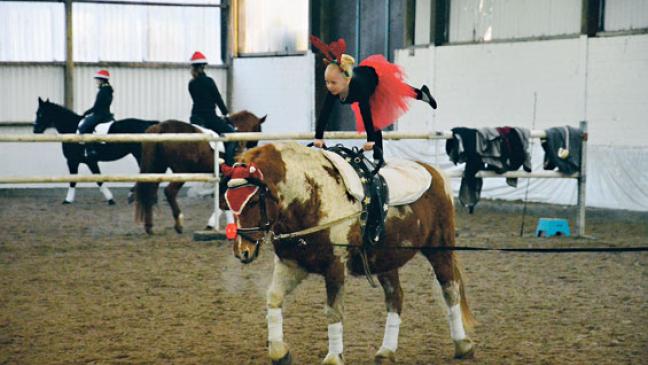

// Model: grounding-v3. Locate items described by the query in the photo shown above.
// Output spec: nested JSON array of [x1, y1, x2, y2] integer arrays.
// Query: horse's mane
[[45, 101, 81, 119]]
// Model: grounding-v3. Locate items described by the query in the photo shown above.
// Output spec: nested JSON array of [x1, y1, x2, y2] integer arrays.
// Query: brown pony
[[134, 111, 265, 234], [227, 143, 475, 365]]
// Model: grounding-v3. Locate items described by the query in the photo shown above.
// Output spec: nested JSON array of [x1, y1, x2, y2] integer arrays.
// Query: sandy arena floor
[[1, 188, 646, 364]]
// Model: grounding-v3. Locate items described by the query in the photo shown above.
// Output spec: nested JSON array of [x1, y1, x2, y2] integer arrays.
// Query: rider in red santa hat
[[188, 51, 237, 165], [78, 69, 114, 158]]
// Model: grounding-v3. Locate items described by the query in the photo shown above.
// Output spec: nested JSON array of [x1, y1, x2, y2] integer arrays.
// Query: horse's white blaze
[[225, 210, 234, 224], [381, 312, 401, 352], [327, 322, 343, 355], [65, 187, 76, 202], [99, 185, 113, 201], [448, 304, 466, 341]]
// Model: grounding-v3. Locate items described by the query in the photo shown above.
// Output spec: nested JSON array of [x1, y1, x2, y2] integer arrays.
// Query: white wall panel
[[586, 35, 648, 146], [232, 54, 314, 133], [0, 66, 64, 123], [73, 3, 221, 63], [605, 0, 648, 31], [450, 0, 581, 42], [0, 2, 65, 61]]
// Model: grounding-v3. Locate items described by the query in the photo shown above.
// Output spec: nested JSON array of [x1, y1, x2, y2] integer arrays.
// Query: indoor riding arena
[[1, 1, 647, 365]]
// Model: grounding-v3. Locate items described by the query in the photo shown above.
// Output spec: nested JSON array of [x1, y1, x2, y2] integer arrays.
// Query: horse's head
[[228, 111, 267, 149], [222, 161, 282, 264], [33, 97, 53, 133]]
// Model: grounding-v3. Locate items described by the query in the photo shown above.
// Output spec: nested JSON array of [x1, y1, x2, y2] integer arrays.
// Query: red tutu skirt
[[351, 55, 417, 133]]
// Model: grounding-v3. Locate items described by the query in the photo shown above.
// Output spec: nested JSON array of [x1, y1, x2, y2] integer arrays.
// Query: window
[[236, 0, 309, 55]]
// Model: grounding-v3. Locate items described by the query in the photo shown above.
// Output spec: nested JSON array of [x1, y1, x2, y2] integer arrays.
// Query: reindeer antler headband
[[310, 35, 349, 76]]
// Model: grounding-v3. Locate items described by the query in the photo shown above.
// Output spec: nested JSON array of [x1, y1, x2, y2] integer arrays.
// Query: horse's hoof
[[271, 351, 292, 365], [205, 225, 214, 231], [174, 225, 183, 234], [453, 338, 475, 359], [62, 200, 72, 205], [108, 199, 116, 205], [374, 347, 396, 364], [322, 353, 344, 365]]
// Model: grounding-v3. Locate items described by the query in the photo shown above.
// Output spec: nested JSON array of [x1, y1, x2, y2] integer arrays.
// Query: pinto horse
[[134, 111, 266, 234], [33, 97, 158, 204], [226, 143, 475, 365]]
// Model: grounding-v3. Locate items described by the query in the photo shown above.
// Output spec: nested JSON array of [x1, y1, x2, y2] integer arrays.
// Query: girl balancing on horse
[[310, 36, 437, 165], [78, 69, 114, 158], [188, 51, 237, 165]]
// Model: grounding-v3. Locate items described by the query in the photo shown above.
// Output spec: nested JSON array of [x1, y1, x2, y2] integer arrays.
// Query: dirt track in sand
[[1, 188, 646, 365]]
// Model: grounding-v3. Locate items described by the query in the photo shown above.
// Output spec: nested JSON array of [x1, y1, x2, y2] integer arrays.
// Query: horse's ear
[[259, 115, 267, 124], [46, 98, 50, 102], [38, 97, 43, 104]]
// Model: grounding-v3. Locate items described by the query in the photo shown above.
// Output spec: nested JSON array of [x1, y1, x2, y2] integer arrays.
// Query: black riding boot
[[224, 141, 237, 165], [366, 174, 387, 245]]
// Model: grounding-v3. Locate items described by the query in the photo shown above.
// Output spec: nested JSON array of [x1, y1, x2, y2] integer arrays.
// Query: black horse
[[33, 97, 158, 204]]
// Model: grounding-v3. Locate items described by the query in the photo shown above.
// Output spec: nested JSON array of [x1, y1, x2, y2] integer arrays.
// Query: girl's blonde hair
[[326, 53, 355, 79]]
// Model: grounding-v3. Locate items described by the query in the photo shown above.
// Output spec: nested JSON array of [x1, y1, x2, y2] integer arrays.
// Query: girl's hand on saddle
[[363, 141, 375, 151], [313, 139, 326, 148]]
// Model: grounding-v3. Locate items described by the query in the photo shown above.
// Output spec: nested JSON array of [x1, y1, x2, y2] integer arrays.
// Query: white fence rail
[[0, 123, 587, 235]]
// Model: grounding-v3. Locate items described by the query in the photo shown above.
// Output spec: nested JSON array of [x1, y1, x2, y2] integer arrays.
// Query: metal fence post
[[576, 120, 588, 237]]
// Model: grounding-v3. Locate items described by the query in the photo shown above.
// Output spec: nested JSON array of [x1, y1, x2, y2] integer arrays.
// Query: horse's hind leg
[[64, 159, 79, 204], [374, 269, 403, 364], [266, 256, 309, 365], [422, 249, 475, 359], [87, 160, 115, 205], [164, 182, 185, 233]]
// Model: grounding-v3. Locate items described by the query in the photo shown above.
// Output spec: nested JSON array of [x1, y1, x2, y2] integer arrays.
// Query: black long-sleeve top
[[189, 73, 229, 116], [315, 66, 379, 141], [84, 83, 113, 116]]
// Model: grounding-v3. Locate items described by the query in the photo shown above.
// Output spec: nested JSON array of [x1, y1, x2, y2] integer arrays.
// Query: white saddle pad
[[76, 121, 114, 135], [192, 124, 225, 153], [321, 150, 432, 206]]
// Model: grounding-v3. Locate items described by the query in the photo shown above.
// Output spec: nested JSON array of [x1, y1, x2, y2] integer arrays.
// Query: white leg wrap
[[225, 210, 234, 224], [448, 304, 466, 341], [65, 187, 76, 202], [100, 185, 113, 201], [381, 312, 401, 352], [267, 308, 284, 343], [328, 322, 343, 355], [207, 212, 216, 228]]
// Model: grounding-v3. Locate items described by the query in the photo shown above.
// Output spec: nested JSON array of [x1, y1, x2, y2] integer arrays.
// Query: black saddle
[[326, 145, 389, 247]]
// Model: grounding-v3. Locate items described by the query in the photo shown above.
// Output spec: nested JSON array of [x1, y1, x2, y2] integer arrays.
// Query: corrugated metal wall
[[0, 66, 226, 123], [0, 66, 64, 123], [449, 0, 581, 42], [605, 0, 648, 31], [73, 3, 222, 63], [0, 2, 65, 61], [74, 66, 227, 122]]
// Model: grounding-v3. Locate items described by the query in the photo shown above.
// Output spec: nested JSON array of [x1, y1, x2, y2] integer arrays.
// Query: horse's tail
[[452, 254, 477, 330], [134, 129, 166, 233]]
